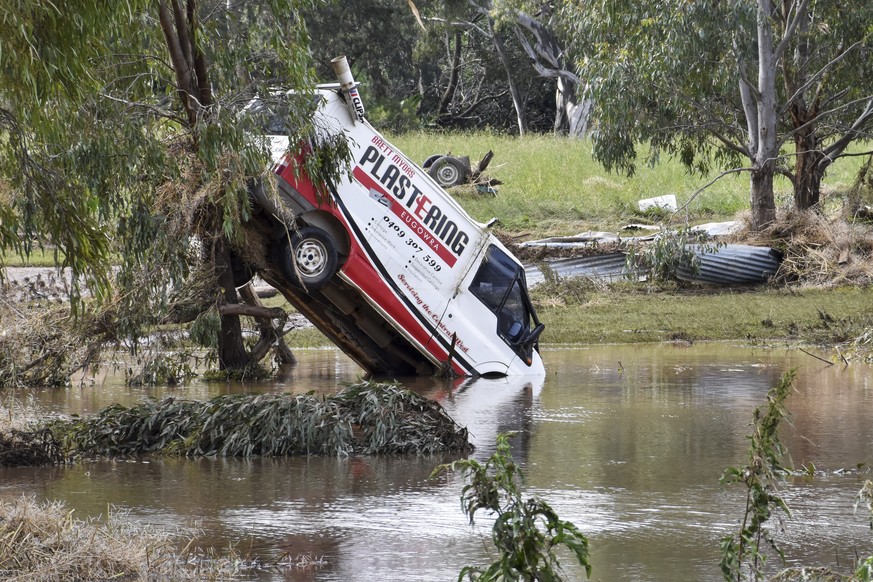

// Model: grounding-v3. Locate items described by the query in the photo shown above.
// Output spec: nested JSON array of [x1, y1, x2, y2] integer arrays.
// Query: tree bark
[[158, 0, 198, 127], [487, 15, 527, 135], [748, 0, 779, 230], [238, 282, 296, 365], [793, 125, 824, 210], [515, 10, 590, 137], [218, 303, 286, 319], [750, 165, 777, 230], [437, 29, 463, 119], [214, 239, 249, 370]]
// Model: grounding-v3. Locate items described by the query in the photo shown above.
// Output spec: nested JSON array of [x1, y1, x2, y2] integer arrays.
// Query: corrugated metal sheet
[[676, 244, 782, 285], [524, 244, 782, 287], [525, 253, 630, 287]]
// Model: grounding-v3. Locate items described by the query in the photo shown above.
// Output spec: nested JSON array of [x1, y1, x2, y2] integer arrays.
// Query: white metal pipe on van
[[331, 55, 365, 123]]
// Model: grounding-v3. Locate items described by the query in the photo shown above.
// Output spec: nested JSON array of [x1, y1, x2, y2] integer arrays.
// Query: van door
[[436, 243, 544, 375]]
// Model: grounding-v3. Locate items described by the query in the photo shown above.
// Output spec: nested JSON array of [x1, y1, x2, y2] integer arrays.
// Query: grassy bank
[[388, 132, 868, 236], [278, 283, 873, 351], [1, 248, 64, 268], [533, 283, 873, 347]]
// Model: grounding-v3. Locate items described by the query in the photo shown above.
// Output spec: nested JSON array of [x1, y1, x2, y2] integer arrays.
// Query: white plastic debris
[[638, 194, 677, 212]]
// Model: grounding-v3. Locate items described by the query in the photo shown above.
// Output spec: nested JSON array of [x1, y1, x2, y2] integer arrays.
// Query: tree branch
[[424, 17, 489, 38], [188, 0, 212, 108], [454, 90, 508, 119], [218, 303, 287, 319], [774, 0, 810, 61], [672, 167, 755, 216], [779, 39, 864, 115], [157, 0, 196, 125], [172, 0, 194, 72], [99, 92, 187, 125], [788, 96, 873, 143], [821, 98, 873, 160], [437, 29, 463, 117]]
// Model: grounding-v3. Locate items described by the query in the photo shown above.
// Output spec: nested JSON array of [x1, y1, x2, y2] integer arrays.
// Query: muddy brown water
[[2, 344, 872, 581]]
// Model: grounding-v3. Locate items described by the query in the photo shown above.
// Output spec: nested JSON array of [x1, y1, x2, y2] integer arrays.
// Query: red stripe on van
[[341, 255, 466, 376]]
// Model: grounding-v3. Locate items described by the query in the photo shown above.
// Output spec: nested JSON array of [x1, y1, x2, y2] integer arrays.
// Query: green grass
[[275, 284, 873, 349], [1, 247, 64, 268], [388, 132, 868, 237], [535, 284, 873, 345]]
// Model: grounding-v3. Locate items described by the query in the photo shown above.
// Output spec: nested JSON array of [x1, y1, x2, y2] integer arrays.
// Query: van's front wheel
[[279, 226, 338, 290]]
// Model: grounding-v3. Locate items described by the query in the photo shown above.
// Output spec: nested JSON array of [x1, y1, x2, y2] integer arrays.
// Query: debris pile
[[423, 150, 500, 193], [49, 381, 472, 460]]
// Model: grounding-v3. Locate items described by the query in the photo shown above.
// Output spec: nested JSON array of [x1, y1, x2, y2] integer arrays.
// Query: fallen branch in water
[[797, 347, 835, 366], [44, 381, 472, 461]]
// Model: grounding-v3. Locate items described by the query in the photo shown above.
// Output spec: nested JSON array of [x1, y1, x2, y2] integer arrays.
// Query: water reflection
[[1, 344, 872, 581]]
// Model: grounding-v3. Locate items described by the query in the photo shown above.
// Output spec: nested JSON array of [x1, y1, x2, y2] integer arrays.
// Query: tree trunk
[[847, 153, 873, 218], [487, 16, 527, 135], [238, 282, 296, 365], [437, 29, 463, 119], [793, 127, 825, 210], [557, 79, 592, 137], [749, 0, 779, 231], [514, 10, 590, 137], [750, 165, 777, 230], [214, 239, 249, 370]]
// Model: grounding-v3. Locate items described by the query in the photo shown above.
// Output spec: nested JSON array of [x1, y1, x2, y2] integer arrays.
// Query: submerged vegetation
[[47, 382, 471, 460], [719, 371, 873, 582]]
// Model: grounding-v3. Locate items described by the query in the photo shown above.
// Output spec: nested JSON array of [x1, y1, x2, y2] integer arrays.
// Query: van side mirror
[[520, 323, 545, 366], [523, 323, 545, 346]]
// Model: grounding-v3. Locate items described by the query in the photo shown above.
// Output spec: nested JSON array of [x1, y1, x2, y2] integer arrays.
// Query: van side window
[[469, 246, 532, 344]]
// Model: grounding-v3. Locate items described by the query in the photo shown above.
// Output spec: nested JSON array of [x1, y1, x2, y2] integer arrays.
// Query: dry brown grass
[[0, 496, 241, 581], [729, 208, 873, 287], [0, 395, 41, 433], [0, 304, 89, 388]]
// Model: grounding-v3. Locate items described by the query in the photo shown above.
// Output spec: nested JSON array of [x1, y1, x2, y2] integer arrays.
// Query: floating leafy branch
[[856, 480, 873, 581], [433, 432, 591, 581]]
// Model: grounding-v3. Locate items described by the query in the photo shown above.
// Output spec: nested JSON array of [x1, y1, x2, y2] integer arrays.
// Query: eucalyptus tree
[[565, 0, 873, 230], [506, 3, 591, 136], [304, 0, 421, 120], [1, 1, 327, 371]]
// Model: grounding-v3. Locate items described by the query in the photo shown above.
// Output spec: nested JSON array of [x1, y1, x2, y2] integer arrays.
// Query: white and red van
[[252, 58, 544, 377]]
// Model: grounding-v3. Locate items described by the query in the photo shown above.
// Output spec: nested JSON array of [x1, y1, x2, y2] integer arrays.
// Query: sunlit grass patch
[[0, 247, 64, 268], [388, 132, 868, 237], [535, 284, 873, 346]]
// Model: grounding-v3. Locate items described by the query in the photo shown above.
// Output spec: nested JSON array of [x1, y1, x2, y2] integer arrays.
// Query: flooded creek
[[2, 344, 872, 581]]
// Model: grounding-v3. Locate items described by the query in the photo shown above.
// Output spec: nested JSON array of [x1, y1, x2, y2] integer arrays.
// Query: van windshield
[[469, 245, 539, 347]]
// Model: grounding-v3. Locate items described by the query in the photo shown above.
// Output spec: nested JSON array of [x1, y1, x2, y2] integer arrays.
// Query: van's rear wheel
[[279, 226, 338, 290]]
